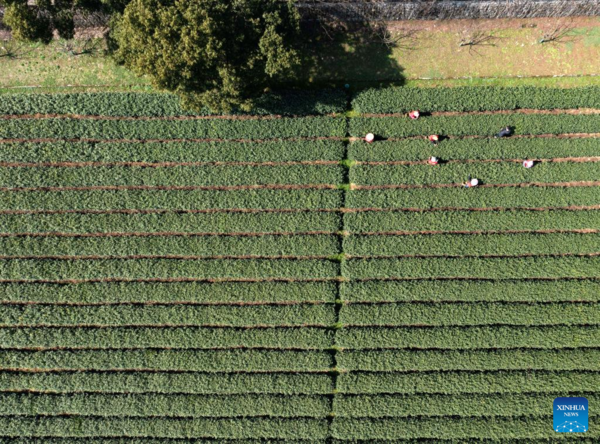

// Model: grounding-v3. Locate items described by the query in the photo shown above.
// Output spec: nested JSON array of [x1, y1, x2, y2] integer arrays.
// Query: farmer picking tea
[[496, 126, 512, 138], [428, 156, 439, 165], [463, 178, 479, 188]]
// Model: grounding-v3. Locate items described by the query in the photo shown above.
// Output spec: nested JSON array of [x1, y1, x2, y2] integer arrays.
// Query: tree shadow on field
[[294, 18, 406, 89], [260, 17, 405, 115]]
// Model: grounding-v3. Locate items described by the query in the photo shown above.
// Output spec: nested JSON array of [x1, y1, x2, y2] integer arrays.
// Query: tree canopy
[[112, 0, 301, 112], [0, 0, 131, 43], [1, 0, 53, 42]]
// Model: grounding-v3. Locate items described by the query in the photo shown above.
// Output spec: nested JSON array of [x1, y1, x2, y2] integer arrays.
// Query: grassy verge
[[3, 18, 600, 92]]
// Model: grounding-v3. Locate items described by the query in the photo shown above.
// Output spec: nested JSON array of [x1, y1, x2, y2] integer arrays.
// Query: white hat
[[523, 160, 534, 168], [365, 133, 375, 142], [470, 178, 479, 186]]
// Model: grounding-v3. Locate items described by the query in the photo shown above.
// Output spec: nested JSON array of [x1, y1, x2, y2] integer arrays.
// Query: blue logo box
[[554, 397, 588, 433]]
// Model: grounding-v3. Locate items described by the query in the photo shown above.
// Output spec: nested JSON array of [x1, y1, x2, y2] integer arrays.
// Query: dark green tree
[[99, 0, 130, 12], [111, 0, 301, 112], [0, 0, 113, 42], [1, 0, 53, 42]]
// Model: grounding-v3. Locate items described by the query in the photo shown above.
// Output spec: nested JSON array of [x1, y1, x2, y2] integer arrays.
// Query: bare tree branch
[[379, 27, 421, 50], [0, 39, 37, 59], [458, 31, 498, 56], [539, 20, 578, 44]]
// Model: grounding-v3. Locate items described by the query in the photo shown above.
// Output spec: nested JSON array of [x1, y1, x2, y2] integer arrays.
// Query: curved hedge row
[[0, 258, 340, 281], [0, 327, 334, 349], [338, 370, 600, 395], [0, 393, 331, 418], [0, 189, 344, 211], [3, 87, 597, 117], [338, 326, 600, 349], [338, 349, 600, 372], [351, 162, 600, 186], [347, 187, 600, 211], [0, 116, 347, 140], [0, 281, 338, 304], [341, 280, 600, 302], [334, 393, 600, 417], [0, 372, 334, 395], [348, 137, 600, 162], [345, 232, 600, 256], [0, 90, 346, 117], [332, 417, 600, 440], [0, 235, 341, 258], [0, 212, 342, 235], [352, 86, 600, 114], [0, 349, 333, 372], [0, 304, 336, 327], [0, 140, 346, 163], [0, 417, 330, 439], [339, 302, 600, 326], [349, 114, 600, 138], [343, 256, 600, 280], [345, 209, 600, 233], [0, 164, 344, 188]]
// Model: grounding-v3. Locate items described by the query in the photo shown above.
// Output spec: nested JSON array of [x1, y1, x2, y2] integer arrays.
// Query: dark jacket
[[497, 127, 512, 138]]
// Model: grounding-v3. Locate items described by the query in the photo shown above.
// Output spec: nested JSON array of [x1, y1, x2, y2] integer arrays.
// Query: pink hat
[[409, 110, 420, 119], [365, 133, 375, 143]]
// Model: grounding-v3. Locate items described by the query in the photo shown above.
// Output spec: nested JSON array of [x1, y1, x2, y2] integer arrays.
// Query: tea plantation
[[0, 87, 597, 441]]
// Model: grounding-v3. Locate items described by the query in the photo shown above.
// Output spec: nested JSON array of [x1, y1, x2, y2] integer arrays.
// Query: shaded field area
[[0, 87, 598, 440]]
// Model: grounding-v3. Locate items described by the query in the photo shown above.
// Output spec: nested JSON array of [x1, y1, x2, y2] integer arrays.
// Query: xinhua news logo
[[554, 397, 588, 433]]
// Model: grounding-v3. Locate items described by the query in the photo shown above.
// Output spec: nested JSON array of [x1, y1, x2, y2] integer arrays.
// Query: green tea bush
[[0, 90, 346, 117], [0, 116, 347, 140], [349, 114, 600, 138], [352, 86, 600, 114], [345, 209, 600, 233], [0, 327, 334, 349], [0, 140, 346, 163], [348, 138, 600, 162]]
